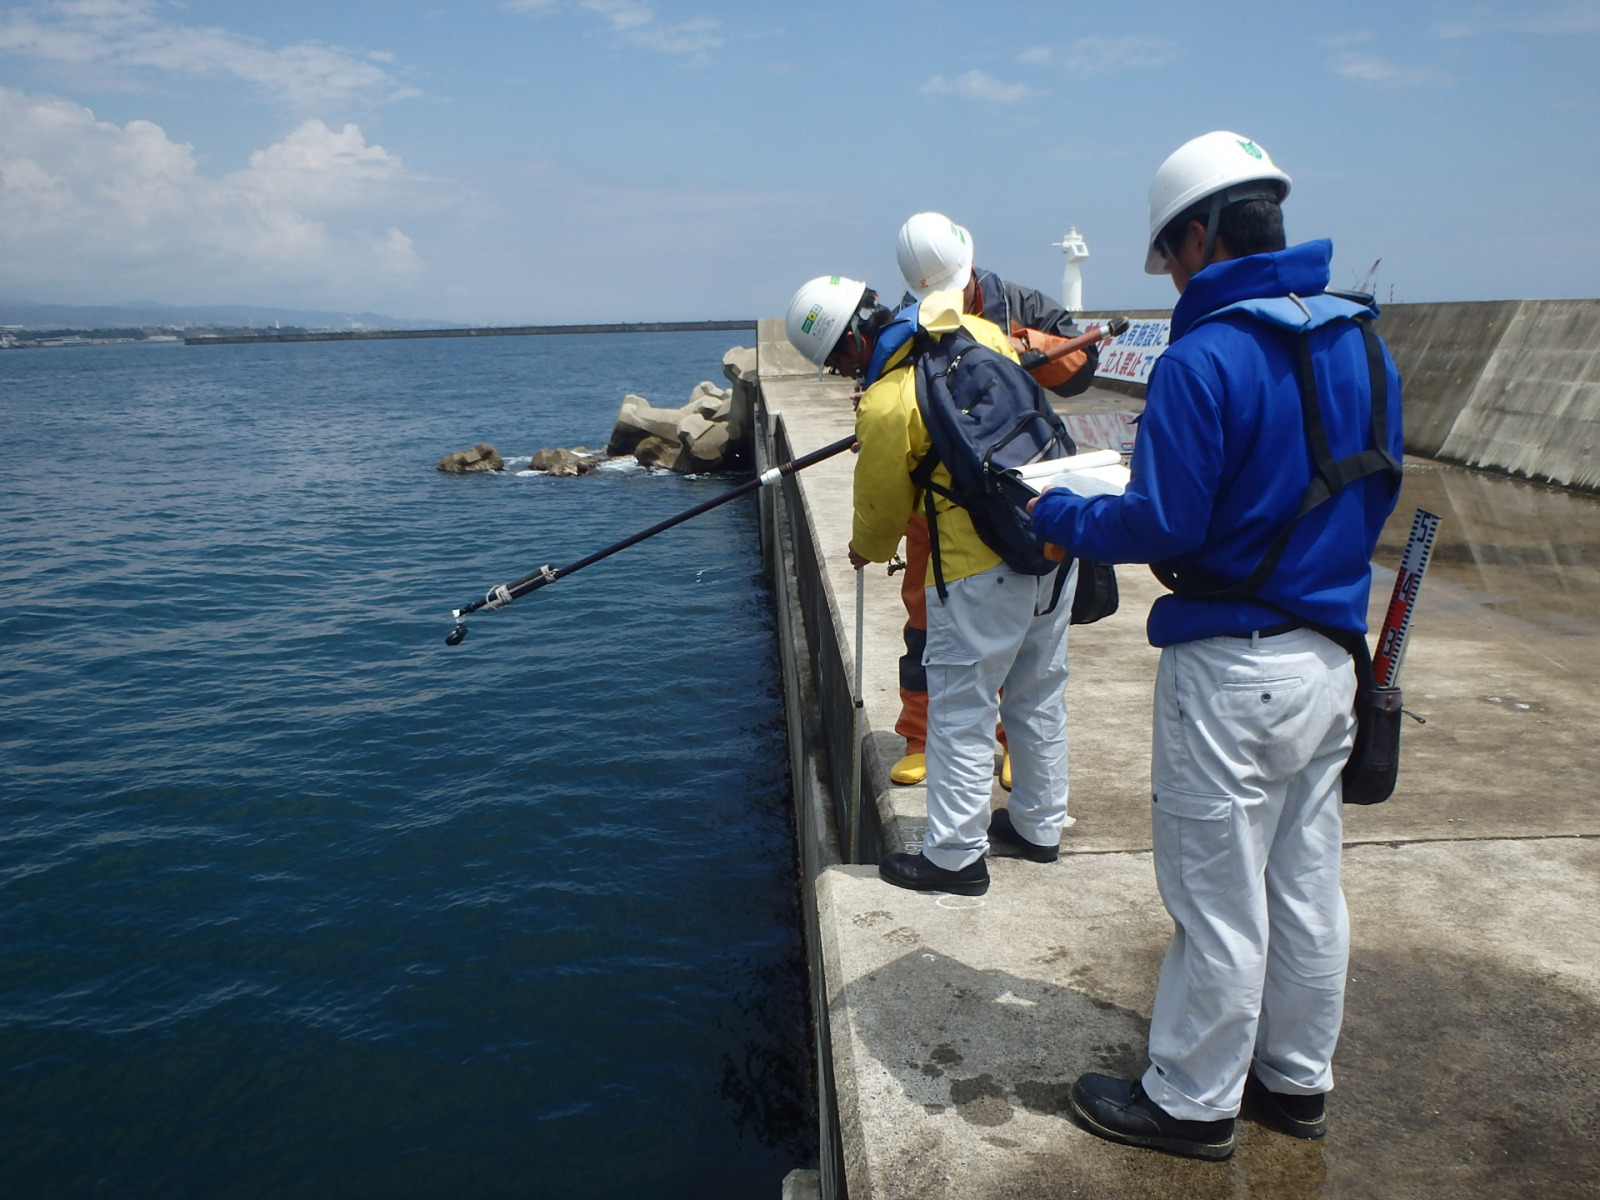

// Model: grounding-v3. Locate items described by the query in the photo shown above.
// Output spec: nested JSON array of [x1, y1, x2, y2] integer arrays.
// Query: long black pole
[[445, 431, 857, 644]]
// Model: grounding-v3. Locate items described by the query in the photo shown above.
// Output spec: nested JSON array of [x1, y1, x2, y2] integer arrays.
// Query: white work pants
[[920, 561, 1075, 871], [1141, 628, 1357, 1122]]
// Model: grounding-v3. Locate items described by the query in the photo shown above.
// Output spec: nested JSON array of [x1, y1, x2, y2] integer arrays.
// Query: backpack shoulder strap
[[1153, 314, 1401, 602]]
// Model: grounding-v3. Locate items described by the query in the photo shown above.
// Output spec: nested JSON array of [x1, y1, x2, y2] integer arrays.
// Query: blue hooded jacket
[[1030, 239, 1403, 646]]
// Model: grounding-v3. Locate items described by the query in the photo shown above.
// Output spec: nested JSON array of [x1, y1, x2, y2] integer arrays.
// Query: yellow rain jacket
[[851, 292, 1020, 586]]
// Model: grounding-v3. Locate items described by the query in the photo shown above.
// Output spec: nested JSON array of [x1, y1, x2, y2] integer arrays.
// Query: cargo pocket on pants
[[1152, 791, 1235, 896]]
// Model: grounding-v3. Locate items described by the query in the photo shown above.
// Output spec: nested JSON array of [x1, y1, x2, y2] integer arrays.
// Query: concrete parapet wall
[[1087, 298, 1600, 491], [1432, 299, 1600, 491], [1374, 300, 1522, 457], [1317, 298, 1600, 488]]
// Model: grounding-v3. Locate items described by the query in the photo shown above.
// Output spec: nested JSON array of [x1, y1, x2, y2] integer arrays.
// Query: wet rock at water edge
[[437, 443, 505, 473], [605, 394, 686, 457], [603, 361, 752, 474], [632, 435, 683, 472], [529, 447, 604, 476]]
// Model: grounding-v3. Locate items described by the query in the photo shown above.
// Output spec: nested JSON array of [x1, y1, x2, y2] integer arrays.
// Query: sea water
[[0, 333, 813, 1198]]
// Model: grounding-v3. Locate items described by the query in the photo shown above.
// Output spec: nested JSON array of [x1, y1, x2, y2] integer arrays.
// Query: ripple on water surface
[[0, 334, 813, 1199]]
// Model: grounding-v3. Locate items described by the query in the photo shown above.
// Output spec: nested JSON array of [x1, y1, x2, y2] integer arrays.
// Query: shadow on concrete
[[847, 938, 1599, 1198], [1331, 946, 1600, 1199]]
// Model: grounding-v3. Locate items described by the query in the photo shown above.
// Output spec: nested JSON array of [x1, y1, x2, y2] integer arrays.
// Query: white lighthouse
[[1053, 226, 1089, 312]]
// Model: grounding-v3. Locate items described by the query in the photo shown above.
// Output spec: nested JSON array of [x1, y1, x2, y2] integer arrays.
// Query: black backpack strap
[[1035, 555, 1073, 617], [1153, 314, 1401, 603], [1296, 318, 1402, 499], [911, 449, 950, 603]]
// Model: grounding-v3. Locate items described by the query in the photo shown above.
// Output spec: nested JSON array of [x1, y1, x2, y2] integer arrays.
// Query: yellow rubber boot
[[890, 753, 927, 786], [999, 750, 1012, 791]]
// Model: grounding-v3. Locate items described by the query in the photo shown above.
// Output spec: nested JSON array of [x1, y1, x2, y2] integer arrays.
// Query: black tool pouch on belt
[[1309, 624, 1403, 806], [1150, 315, 1404, 805], [1070, 559, 1119, 625]]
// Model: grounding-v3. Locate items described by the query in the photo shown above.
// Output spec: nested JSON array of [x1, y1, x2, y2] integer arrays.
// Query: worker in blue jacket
[[1030, 132, 1403, 1160]]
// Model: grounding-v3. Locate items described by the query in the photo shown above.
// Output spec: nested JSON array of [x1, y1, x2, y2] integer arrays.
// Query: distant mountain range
[[0, 299, 465, 331]]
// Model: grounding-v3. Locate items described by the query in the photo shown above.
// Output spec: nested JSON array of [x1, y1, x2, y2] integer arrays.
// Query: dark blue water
[[0, 334, 813, 1198]]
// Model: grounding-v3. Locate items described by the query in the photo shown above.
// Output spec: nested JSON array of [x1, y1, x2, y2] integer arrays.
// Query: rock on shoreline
[[439, 344, 758, 476], [604, 345, 756, 473], [436, 443, 505, 473]]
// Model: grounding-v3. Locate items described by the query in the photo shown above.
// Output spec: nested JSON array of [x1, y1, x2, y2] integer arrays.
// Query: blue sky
[[1, 0, 1596, 323]]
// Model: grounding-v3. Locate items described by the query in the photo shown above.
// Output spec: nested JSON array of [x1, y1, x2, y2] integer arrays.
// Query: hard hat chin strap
[[1199, 191, 1226, 269]]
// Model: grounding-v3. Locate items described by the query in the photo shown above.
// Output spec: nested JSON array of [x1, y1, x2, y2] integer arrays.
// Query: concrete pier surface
[[754, 320, 1600, 1199]]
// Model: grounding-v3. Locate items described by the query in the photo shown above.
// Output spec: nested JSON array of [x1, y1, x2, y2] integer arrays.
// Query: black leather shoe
[[878, 851, 989, 896], [987, 808, 1059, 863], [1070, 1073, 1235, 1160], [1245, 1070, 1326, 1139]]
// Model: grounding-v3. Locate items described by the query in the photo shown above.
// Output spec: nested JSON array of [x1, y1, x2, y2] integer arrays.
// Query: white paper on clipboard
[[1005, 449, 1130, 498]]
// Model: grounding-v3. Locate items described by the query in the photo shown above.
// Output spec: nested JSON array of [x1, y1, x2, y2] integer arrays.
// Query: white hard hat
[[1145, 131, 1291, 274], [785, 274, 868, 366], [896, 213, 974, 300]]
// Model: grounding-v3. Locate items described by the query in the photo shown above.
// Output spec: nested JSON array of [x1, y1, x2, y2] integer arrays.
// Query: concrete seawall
[[1087, 298, 1600, 492], [753, 315, 1600, 1198], [1425, 300, 1600, 491]]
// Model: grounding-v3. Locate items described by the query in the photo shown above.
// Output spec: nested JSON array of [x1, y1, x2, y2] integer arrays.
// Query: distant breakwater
[[185, 319, 757, 346]]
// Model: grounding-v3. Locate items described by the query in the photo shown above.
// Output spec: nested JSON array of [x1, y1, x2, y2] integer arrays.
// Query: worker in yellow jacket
[[785, 277, 1075, 895], [886, 214, 1098, 789]]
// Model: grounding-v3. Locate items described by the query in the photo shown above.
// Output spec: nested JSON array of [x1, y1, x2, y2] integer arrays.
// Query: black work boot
[[987, 807, 1060, 863], [1070, 1073, 1235, 1160], [1245, 1070, 1327, 1139], [878, 851, 989, 896]]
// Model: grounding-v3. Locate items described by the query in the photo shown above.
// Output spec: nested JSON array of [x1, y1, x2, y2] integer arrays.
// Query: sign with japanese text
[[1093, 318, 1170, 385]]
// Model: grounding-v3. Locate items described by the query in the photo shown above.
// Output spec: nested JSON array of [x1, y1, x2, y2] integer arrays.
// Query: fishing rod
[[445, 431, 858, 645], [1016, 316, 1130, 373]]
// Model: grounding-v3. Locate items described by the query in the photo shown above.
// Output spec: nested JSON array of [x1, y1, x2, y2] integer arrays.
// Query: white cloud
[[1018, 35, 1177, 74], [1331, 51, 1454, 88], [920, 69, 1039, 105], [236, 119, 411, 208], [0, 87, 423, 303], [0, 0, 414, 109], [1063, 35, 1178, 74], [505, 0, 723, 60], [1435, 1, 1600, 37], [1319, 30, 1377, 49]]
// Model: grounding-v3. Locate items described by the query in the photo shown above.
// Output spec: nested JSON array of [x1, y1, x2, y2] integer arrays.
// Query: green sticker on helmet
[[829, 276, 841, 285], [1238, 139, 1263, 160]]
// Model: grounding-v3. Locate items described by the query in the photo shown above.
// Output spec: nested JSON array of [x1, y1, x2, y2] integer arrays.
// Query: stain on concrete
[[882, 926, 920, 947], [852, 909, 893, 928], [1014, 1080, 1073, 1116], [949, 1073, 1013, 1126], [1479, 693, 1548, 714]]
